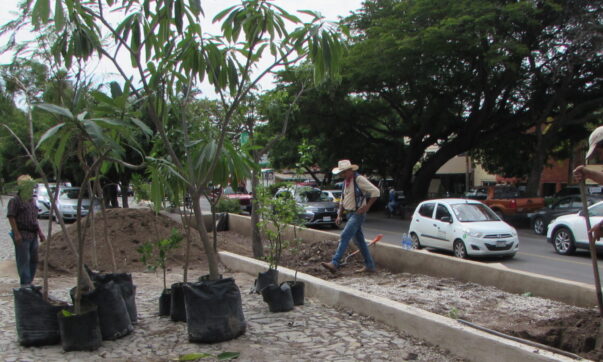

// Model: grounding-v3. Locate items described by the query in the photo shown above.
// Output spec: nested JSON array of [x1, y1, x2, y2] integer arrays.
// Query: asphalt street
[[325, 211, 603, 286], [192, 197, 603, 286]]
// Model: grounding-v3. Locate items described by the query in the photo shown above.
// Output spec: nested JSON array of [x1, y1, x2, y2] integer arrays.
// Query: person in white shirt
[[321, 160, 380, 273]]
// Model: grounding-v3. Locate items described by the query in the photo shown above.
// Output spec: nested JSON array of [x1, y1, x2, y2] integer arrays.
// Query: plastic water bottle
[[401, 233, 412, 250]]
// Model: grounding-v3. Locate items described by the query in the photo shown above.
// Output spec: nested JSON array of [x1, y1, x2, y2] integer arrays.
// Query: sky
[[0, 0, 364, 97]]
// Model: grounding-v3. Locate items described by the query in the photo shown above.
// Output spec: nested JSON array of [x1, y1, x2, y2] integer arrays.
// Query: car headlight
[[464, 230, 484, 238]]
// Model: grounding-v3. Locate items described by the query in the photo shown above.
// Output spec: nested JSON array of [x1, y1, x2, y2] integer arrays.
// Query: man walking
[[573, 126, 603, 241], [321, 160, 380, 273], [7, 175, 45, 287]]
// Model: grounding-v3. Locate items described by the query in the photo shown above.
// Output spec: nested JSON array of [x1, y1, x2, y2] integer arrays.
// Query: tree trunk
[[250, 167, 264, 258], [190, 191, 220, 280], [410, 144, 464, 201], [525, 122, 546, 197]]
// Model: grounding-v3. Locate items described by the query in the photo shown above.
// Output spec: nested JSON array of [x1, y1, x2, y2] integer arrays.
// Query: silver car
[[55, 187, 100, 222]]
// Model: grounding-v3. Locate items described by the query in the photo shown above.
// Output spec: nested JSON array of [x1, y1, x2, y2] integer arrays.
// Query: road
[[322, 211, 603, 286]]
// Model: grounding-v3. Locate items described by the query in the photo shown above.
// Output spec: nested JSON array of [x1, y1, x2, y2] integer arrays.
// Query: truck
[[466, 185, 545, 220]]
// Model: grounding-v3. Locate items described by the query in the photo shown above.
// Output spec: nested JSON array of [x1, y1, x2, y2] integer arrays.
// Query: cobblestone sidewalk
[[0, 196, 462, 361]]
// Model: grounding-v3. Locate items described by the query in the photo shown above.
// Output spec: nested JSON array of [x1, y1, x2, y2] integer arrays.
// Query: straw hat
[[586, 126, 603, 160], [332, 159, 359, 175]]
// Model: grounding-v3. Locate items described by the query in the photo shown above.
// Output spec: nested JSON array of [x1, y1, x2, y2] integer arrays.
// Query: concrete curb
[[227, 213, 597, 308], [220, 251, 573, 362]]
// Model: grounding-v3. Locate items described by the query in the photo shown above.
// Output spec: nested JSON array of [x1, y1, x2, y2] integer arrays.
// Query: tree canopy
[[267, 0, 603, 200]]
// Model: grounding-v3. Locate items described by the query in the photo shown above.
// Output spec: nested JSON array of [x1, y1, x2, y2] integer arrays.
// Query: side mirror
[[441, 216, 452, 223]]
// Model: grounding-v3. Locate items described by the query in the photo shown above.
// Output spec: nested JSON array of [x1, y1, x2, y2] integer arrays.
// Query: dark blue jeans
[[331, 212, 376, 270], [12, 235, 39, 287]]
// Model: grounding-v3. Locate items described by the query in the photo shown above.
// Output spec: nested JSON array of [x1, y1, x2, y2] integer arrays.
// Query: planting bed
[[40, 209, 603, 360]]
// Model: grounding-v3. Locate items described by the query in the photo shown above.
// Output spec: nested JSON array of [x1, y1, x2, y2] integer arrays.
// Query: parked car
[[546, 200, 603, 255], [275, 186, 338, 228], [54, 187, 100, 222], [409, 198, 519, 259], [223, 187, 252, 213], [529, 195, 603, 235], [34, 182, 71, 218], [466, 185, 545, 220], [551, 185, 603, 198], [321, 189, 342, 204]]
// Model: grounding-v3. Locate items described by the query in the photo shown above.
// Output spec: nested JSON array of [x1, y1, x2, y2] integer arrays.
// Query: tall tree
[[20, 0, 345, 281], [270, 0, 603, 201]]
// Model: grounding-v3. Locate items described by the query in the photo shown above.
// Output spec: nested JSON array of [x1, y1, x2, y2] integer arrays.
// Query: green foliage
[[268, 0, 603, 200], [130, 174, 151, 202], [178, 352, 240, 361], [447, 307, 460, 320], [137, 228, 183, 289], [215, 198, 241, 213], [60, 309, 74, 317], [255, 185, 303, 270], [267, 181, 290, 196], [18, 0, 346, 281]]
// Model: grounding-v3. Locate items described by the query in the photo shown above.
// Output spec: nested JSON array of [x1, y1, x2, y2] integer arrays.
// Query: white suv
[[409, 198, 519, 259]]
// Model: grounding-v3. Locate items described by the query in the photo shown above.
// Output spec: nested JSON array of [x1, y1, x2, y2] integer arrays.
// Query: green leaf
[[36, 123, 66, 149], [32, 0, 51, 29], [175, 0, 184, 34], [35, 103, 74, 119], [178, 352, 214, 360], [91, 118, 125, 127], [53, 131, 70, 166], [61, 309, 74, 317], [54, 0, 65, 31], [189, 0, 203, 15], [130, 118, 153, 136], [110, 81, 123, 98], [217, 352, 240, 360]]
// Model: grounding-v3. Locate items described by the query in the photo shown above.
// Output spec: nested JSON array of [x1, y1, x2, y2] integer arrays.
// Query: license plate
[[323, 216, 332, 222], [496, 240, 506, 247]]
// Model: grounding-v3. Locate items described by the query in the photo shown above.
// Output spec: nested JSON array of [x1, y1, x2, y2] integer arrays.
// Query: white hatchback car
[[409, 198, 519, 258], [546, 200, 603, 255]]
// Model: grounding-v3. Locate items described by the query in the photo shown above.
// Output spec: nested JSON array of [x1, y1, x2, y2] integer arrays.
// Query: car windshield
[[60, 188, 90, 200], [451, 203, 499, 222], [37, 186, 56, 197], [588, 202, 603, 217], [296, 188, 329, 203]]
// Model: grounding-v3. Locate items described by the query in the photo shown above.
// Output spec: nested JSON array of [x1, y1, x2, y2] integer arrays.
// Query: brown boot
[[321, 262, 337, 274], [355, 266, 376, 273]]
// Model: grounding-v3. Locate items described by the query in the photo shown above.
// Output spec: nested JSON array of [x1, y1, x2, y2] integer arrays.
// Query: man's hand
[[336, 215, 342, 225], [573, 165, 587, 183], [356, 205, 369, 214], [38, 232, 46, 243], [589, 222, 603, 242], [13, 232, 22, 244]]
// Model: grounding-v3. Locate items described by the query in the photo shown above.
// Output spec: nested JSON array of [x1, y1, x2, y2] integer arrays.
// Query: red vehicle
[[467, 185, 545, 219], [223, 186, 252, 213]]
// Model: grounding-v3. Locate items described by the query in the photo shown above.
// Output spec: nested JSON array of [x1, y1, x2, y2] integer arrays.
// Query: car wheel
[[532, 217, 546, 235], [453, 240, 468, 259], [410, 233, 422, 250], [553, 227, 576, 255]]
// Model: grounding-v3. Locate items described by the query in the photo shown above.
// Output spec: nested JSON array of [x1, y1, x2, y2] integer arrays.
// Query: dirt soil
[[41, 209, 603, 360]]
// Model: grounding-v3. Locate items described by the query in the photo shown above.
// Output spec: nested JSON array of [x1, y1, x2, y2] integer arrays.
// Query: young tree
[[18, 0, 345, 280]]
